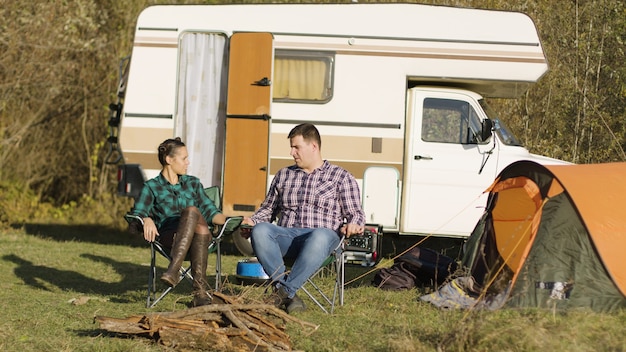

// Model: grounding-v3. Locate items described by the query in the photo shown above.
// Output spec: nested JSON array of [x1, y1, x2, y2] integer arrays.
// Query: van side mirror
[[481, 119, 493, 141]]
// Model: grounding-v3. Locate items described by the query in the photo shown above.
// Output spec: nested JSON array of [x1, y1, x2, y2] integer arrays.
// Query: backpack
[[373, 246, 459, 290]]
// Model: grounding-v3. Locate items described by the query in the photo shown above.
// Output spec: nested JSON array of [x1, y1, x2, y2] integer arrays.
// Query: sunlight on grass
[[0, 227, 624, 351]]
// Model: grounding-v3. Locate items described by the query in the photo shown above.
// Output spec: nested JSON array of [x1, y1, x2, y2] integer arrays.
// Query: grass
[[1, 223, 625, 351]]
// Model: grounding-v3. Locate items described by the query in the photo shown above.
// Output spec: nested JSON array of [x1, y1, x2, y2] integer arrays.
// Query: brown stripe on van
[[123, 152, 161, 170], [119, 126, 173, 154], [270, 133, 404, 163], [276, 41, 546, 64], [134, 36, 178, 48], [269, 159, 403, 180]]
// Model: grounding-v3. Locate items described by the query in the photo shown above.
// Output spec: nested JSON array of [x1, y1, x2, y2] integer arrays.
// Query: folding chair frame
[[125, 210, 243, 308], [147, 237, 194, 308], [208, 215, 243, 291], [297, 236, 345, 314]]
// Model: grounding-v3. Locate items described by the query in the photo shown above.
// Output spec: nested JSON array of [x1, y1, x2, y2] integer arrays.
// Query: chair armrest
[[124, 214, 144, 235], [124, 213, 144, 225], [215, 216, 244, 239]]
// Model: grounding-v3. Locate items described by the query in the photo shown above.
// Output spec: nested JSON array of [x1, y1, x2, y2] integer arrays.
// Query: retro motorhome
[[109, 3, 568, 239]]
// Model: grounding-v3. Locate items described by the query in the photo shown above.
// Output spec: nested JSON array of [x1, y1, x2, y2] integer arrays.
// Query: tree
[[1, 0, 625, 209]]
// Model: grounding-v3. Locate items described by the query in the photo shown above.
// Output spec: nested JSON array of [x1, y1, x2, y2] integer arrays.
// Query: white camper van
[[109, 3, 567, 240]]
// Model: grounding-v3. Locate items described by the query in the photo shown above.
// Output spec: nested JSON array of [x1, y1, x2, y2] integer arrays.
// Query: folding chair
[[125, 186, 242, 308], [290, 236, 345, 314], [295, 224, 381, 314]]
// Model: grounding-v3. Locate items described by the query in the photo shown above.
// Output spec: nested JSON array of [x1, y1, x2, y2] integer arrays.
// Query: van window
[[421, 98, 485, 144], [273, 50, 334, 103]]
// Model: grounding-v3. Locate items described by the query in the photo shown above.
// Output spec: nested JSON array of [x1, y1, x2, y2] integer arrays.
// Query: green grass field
[[1, 224, 624, 351]]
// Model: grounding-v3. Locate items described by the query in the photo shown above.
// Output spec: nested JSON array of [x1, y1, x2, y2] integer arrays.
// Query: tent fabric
[[508, 193, 625, 311], [424, 160, 626, 312], [545, 163, 626, 296]]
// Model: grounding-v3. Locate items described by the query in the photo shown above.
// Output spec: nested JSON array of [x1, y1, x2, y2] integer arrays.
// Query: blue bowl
[[236, 258, 269, 283]]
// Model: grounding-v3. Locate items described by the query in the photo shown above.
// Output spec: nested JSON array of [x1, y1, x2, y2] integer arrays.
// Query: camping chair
[[287, 236, 346, 314], [299, 224, 381, 313], [125, 186, 243, 308]]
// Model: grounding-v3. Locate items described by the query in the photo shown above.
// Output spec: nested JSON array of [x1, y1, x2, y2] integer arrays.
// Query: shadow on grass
[[16, 222, 251, 256], [16, 223, 466, 259], [16, 223, 146, 248], [2, 253, 151, 302], [3, 251, 240, 305]]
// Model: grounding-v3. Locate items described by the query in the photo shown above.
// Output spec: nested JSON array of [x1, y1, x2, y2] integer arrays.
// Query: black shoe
[[285, 293, 306, 313], [266, 286, 307, 313], [266, 285, 290, 308]]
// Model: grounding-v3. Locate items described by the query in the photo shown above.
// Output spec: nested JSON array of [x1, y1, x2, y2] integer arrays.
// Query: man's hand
[[341, 223, 364, 238]]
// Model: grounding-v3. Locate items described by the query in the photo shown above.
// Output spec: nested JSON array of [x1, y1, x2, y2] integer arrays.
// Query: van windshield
[[478, 100, 522, 146]]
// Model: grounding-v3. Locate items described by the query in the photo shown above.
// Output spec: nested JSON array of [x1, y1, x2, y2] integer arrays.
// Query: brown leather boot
[[190, 233, 213, 307], [160, 209, 199, 287]]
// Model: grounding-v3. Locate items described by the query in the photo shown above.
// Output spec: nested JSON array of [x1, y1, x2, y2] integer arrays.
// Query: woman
[[130, 137, 226, 307]]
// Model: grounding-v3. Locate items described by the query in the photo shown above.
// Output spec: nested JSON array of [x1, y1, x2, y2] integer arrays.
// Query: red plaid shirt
[[251, 161, 365, 231]]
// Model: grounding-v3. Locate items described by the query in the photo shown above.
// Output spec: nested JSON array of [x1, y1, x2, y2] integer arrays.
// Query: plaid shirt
[[131, 173, 220, 229], [250, 160, 365, 232]]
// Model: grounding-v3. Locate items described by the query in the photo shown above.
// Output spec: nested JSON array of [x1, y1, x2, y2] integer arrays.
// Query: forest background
[[1, 0, 625, 225]]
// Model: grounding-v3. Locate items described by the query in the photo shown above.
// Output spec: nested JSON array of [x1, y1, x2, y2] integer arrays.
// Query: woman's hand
[[143, 217, 159, 242]]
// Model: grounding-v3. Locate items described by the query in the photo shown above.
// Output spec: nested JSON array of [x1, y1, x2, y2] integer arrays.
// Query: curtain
[[175, 33, 227, 188], [273, 57, 328, 100]]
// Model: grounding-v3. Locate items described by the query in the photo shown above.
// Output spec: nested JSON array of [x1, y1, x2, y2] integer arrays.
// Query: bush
[[0, 180, 132, 229]]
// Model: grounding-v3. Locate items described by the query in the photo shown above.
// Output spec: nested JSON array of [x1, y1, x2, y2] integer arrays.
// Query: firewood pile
[[94, 292, 319, 351]]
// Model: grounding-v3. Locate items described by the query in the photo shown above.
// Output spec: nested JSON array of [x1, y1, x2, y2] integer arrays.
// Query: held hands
[[341, 223, 364, 238], [143, 217, 159, 243], [241, 217, 254, 226], [240, 217, 254, 239]]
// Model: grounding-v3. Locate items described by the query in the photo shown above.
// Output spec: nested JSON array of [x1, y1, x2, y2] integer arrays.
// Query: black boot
[[160, 210, 199, 287], [190, 232, 212, 307]]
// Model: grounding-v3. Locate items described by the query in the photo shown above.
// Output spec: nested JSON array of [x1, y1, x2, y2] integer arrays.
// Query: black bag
[[373, 246, 459, 290], [372, 262, 418, 290]]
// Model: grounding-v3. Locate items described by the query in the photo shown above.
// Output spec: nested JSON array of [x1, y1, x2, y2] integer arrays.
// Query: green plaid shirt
[[131, 173, 220, 229]]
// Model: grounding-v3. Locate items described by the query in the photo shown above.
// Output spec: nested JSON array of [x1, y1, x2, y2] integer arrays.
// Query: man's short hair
[[288, 123, 321, 149]]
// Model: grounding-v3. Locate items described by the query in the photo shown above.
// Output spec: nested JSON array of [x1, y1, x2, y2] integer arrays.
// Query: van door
[[402, 88, 498, 237], [222, 32, 273, 216]]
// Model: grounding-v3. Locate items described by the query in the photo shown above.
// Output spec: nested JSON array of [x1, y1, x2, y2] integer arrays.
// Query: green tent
[[422, 161, 626, 312]]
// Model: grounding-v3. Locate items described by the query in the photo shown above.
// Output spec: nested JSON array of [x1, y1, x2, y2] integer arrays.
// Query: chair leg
[[333, 251, 345, 313], [147, 243, 157, 308], [300, 285, 330, 314], [297, 242, 345, 314], [149, 267, 192, 308], [214, 240, 222, 291], [147, 241, 194, 308]]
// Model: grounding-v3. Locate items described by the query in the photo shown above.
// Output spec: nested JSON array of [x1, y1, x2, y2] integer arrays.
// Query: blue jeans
[[251, 222, 341, 298]]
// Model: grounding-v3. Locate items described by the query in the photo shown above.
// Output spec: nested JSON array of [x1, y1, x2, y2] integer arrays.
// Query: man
[[242, 123, 365, 313]]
